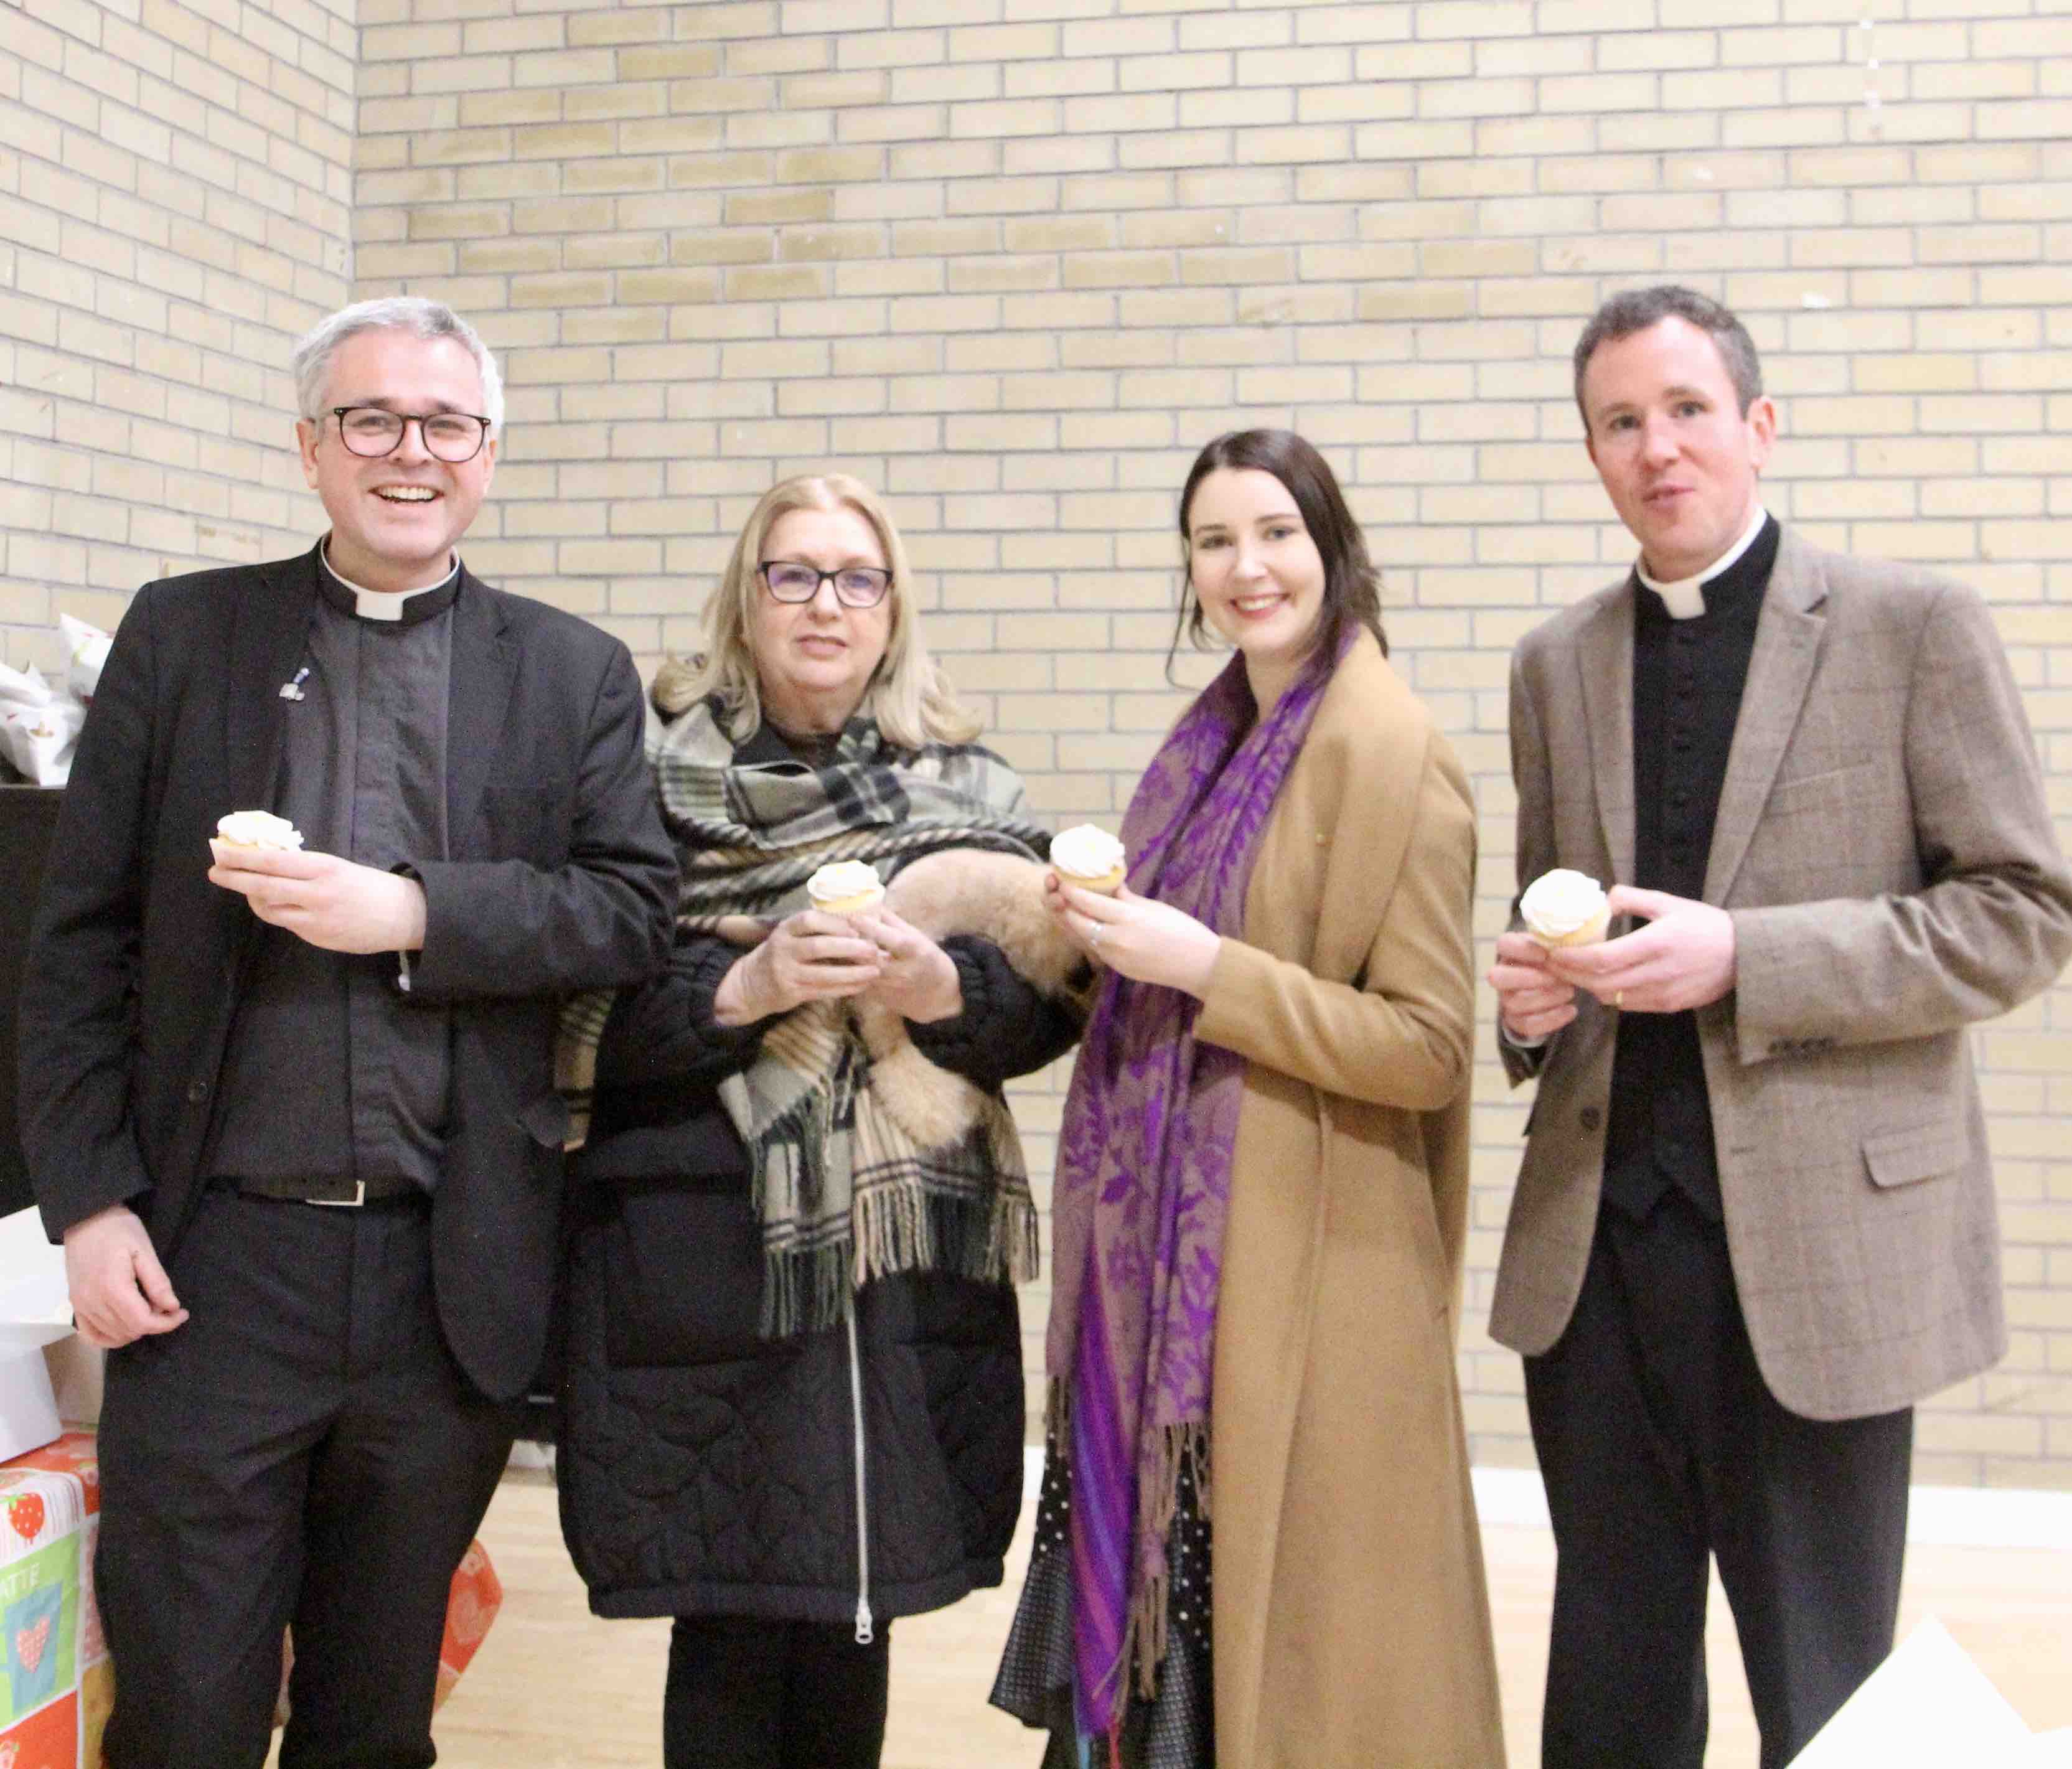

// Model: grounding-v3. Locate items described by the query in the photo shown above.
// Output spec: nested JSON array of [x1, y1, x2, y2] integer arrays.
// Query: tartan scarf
[[558, 697, 1054, 1336], [1045, 636, 1344, 1744]]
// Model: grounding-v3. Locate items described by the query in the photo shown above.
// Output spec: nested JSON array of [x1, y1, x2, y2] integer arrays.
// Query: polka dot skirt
[[990, 1428, 1214, 1769]]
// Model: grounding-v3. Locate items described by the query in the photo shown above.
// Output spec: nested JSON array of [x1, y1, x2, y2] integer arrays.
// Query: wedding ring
[[1089, 924, 1104, 948]]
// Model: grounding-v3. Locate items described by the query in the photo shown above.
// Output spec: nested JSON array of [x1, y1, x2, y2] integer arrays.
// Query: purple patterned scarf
[[1046, 636, 1344, 1745]]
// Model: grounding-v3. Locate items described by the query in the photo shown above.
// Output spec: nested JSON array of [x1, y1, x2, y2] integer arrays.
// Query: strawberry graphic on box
[[3, 1499, 42, 1547]]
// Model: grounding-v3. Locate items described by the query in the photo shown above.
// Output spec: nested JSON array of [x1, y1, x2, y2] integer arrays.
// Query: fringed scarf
[[557, 697, 1054, 1336], [1044, 636, 1345, 1748]]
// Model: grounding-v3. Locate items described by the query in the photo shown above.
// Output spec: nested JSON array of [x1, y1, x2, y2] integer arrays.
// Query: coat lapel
[[444, 568, 516, 856], [1574, 589, 1636, 887], [1703, 532, 1829, 904], [223, 549, 319, 819]]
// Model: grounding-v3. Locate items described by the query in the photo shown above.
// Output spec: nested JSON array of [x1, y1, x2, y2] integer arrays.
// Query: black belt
[[227, 1173, 425, 1208]]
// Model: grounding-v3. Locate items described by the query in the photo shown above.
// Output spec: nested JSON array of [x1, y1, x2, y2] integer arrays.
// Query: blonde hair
[[653, 474, 980, 749]]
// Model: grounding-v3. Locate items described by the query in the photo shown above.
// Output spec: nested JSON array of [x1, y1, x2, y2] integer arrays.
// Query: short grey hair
[[290, 296, 505, 429], [1572, 284, 1762, 433]]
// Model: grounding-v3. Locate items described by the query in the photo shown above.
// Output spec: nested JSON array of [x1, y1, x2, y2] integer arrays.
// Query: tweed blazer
[[1492, 526, 2072, 1422]]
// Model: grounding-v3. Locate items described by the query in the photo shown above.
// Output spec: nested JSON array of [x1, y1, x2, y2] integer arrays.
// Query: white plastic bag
[[59, 612, 111, 703], [0, 662, 87, 785]]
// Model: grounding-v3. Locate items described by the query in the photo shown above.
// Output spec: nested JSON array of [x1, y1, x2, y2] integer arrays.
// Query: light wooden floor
[[417, 1468, 2072, 1768]]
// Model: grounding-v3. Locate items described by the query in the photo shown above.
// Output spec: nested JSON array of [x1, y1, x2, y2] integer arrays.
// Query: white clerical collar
[[1636, 505, 1769, 621], [321, 542, 461, 621]]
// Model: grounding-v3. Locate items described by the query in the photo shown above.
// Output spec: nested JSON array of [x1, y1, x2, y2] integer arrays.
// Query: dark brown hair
[[1170, 428, 1386, 680], [1572, 284, 1763, 433]]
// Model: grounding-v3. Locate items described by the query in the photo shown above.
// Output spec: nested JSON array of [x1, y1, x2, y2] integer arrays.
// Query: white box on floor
[[0, 1210, 80, 1460], [0, 1340, 60, 1464], [1788, 1616, 2034, 1767]]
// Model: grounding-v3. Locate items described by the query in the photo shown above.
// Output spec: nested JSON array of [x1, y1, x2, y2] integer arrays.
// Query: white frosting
[[806, 860, 883, 903], [1050, 824, 1127, 879], [1520, 868, 1607, 941], [215, 810, 304, 850]]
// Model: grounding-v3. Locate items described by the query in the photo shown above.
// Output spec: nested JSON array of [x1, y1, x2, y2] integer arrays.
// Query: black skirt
[[990, 1428, 1214, 1769]]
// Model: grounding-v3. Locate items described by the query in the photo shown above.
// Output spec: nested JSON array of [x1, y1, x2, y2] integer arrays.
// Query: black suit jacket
[[17, 546, 677, 1399]]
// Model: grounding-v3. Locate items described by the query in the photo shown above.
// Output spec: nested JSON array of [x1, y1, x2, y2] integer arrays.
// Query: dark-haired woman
[[991, 431, 1505, 1766]]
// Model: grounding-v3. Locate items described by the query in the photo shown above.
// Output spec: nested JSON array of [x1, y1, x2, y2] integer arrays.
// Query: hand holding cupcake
[[1488, 869, 1606, 1043]]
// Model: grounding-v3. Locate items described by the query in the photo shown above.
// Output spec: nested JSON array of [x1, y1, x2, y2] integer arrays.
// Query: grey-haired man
[[19, 298, 676, 1768]]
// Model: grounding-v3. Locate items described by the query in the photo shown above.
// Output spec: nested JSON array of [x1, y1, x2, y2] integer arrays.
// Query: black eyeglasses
[[330, 406, 493, 464], [758, 561, 893, 608]]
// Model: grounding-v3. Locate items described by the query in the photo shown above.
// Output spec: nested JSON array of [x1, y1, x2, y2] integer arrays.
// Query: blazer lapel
[[1703, 532, 1829, 904], [223, 550, 319, 818], [444, 568, 517, 856], [1574, 590, 1636, 887]]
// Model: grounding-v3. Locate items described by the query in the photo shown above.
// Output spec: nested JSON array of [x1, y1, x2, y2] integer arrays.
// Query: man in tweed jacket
[[1488, 285, 2072, 1769]]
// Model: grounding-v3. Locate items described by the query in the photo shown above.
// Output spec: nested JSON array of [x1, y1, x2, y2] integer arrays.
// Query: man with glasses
[[18, 296, 677, 1768]]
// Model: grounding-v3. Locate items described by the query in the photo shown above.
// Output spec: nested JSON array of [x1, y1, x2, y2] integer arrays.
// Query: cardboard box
[[0, 1433, 108, 1769]]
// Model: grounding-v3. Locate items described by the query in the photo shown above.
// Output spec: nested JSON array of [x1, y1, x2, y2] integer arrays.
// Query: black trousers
[[95, 1186, 518, 1769], [1524, 1191, 1911, 1769], [664, 1615, 893, 1769]]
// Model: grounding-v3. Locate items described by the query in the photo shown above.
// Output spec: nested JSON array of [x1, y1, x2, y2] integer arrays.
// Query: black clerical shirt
[[209, 551, 459, 1192], [1599, 515, 1781, 1224]]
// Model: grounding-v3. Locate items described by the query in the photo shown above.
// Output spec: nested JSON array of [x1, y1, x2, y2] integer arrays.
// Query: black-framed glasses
[[330, 406, 492, 464], [758, 560, 893, 608]]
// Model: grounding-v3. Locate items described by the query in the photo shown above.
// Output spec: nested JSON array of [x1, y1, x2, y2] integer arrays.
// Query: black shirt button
[[187, 1079, 209, 1104], [1580, 1106, 1603, 1132]]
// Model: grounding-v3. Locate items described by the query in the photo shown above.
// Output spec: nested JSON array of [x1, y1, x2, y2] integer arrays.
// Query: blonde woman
[[555, 475, 1085, 1769]]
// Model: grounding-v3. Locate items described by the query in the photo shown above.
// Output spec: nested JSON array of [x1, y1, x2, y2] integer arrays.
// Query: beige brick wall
[[346, 0, 2072, 1490], [0, 0, 357, 678], [11, 0, 2072, 1488]]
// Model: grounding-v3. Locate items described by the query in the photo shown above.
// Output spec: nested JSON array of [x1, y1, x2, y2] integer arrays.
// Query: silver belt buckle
[[309, 1181, 367, 1208]]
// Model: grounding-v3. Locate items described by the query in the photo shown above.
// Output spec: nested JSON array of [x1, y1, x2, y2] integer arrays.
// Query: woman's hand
[[853, 907, 963, 1024], [713, 910, 882, 1025], [1044, 873, 1221, 999]]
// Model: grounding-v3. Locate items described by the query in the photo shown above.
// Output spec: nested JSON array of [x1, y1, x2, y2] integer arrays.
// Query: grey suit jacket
[[1491, 525, 2072, 1420]]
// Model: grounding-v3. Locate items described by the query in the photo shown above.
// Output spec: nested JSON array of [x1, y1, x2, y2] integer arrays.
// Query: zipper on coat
[[845, 1302, 874, 1645]]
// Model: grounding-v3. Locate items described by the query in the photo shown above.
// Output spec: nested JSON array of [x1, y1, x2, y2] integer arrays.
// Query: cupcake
[[1519, 868, 1611, 948], [213, 810, 304, 853], [1049, 824, 1127, 896], [805, 860, 886, 915]]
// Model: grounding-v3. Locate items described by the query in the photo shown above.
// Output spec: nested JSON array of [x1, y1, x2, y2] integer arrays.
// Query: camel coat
[[1193, 632, 1503, 1768]]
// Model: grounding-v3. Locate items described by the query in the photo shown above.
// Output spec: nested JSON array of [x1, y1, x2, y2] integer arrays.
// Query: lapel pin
[[279, 665, 311, 702]]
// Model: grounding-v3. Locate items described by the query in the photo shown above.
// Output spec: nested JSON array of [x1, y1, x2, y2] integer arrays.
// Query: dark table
[[1, 784, 63, 1219]]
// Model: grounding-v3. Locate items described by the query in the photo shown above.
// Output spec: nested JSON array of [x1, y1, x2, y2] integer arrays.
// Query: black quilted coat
[[557, 924, 1081, 1629]]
